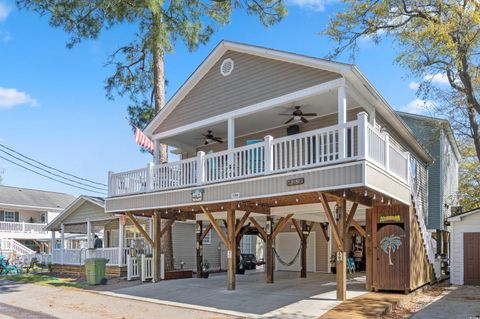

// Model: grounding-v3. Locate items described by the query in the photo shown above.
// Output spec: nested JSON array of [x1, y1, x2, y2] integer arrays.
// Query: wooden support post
[[152, 212, 162, 282], [227, 208, 236, 290], [266, 215, 274, 284], [300, 220, 307, 278], [126, 212, 154, 247], [365, 208, 373, 291], [196, 220, 203, 278], [336, 199, 347, 301]]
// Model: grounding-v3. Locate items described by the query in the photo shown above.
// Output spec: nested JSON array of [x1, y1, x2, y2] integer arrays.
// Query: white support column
[[264, 135, 273, 174], [384, 132, 390, 171], [197, 151, 205, 184], [50, 230, 56, 254], [87, 220, 92, 248], [60, 223, 65, 265], [338, 86, 347, 159], [118, 217, 125, 266], [357, 112, 368, 159], [227, 118, 235, 150]]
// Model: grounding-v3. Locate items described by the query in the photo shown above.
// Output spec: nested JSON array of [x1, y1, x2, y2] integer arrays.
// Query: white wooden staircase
[[0, 238, 35, 256], [410, 177, 441, 280]]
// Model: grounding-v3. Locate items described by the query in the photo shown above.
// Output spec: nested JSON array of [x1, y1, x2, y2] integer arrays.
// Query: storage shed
[[448, 208, 480, 285]]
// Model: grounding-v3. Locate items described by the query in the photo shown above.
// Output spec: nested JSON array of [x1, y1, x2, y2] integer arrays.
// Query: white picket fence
[[127, 253, 164, 282], [51, 248, 128, 266]]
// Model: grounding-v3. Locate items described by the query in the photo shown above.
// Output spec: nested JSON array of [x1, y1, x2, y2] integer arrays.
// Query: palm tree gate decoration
[[380, 234, 402, 265]]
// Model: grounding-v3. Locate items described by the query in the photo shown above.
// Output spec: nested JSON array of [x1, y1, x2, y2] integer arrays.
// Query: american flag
[[134, 126, 154, 153]]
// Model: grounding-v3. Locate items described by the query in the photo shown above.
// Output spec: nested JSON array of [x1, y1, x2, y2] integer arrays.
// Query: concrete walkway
[[109, 271, 367, 319]]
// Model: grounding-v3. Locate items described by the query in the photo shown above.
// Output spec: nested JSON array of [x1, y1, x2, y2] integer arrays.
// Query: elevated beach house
[[54, 41, 438, 300]]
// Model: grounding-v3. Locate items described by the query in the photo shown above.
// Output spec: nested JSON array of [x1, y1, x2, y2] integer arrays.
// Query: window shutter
[[15, 212, 19, 222], [0, 211, 3, 221]]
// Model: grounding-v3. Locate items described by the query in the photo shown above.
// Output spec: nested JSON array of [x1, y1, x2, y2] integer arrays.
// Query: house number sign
[[191, 189, 204, 202], [287, 178, 304, 186]]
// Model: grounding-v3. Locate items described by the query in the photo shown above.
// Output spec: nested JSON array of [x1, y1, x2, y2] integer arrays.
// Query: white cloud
[[400, 98, 435, 114], [409, 81, 420, 90], [0, 1, 10, 22], [287, 0, 337, 11], [0, 30, 10, 42], [424, 73, 449, 85], [0, 87, 39, 109]]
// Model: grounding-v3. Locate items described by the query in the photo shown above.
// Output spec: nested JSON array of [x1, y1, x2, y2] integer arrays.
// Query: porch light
[[387, 199, 391, 206], [237, 204, 240, 208], [221, 206, 224, 210], [274, 200, 278, 204], [295, 198, 299, 202], [342, 191, 346, 198], [364, 190, 368, 197], [303, 224, 311, 235], [373, 194, 377, 200], [256, 202, 258, 206], [381, 197, 384, 203], [334, 204, 340, 222]]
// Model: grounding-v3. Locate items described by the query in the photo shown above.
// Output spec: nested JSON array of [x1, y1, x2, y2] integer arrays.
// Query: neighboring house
[[45, 195, 251, 276], [103, 41, 439, 293], [398, 112, 461, 231], [0, 185, 75, 254], [448, 208, 480, 285]]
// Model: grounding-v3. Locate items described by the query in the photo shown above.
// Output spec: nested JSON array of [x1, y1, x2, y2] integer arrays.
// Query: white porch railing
[[0, 221, 47, 233], [109, 112, 411, 196], [0, 238, 35, 255], [51, 248, 128, 266]]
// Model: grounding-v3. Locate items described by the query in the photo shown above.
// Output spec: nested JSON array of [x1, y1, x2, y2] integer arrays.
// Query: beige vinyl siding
[[154, 51, 342, 134], [105, 163, 363, 212], [61, 201, 108, 225], [172, 222, 196, 270], [279, 222, 329, 272]]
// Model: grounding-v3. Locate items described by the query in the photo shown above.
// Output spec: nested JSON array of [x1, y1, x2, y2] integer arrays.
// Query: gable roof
[[0, 185, 75, 211], [448, 207, 480, 222], [144, 40, 433, 163], [45, 195, 105, 231], [397, 111, 461, 161]]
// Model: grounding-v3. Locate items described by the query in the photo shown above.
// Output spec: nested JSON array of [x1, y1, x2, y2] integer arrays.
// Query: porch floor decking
[[110, 271, 367, 319]]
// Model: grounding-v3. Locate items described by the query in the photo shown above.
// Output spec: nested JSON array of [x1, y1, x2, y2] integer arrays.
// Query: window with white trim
[[202, 229, 211, 245], [3, 211, 18, 222]]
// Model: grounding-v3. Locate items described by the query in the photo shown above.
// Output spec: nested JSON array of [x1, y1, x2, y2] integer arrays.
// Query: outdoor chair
[[347, 257, 356, 274], [22, 257, 38, 274]]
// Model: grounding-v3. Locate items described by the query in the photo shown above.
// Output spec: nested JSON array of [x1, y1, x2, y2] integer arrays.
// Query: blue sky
[[0, 0, 442, 196]]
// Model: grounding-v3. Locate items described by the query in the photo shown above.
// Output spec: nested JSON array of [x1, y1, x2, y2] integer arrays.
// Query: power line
[[0, 148, 107, 192], [0, 149, 106, 191], [0, 155, 107, 195], [0, 143, 107, 187]]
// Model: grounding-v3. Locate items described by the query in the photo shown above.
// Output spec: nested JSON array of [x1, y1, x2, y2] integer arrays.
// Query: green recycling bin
[[85, 258, 109, 285]]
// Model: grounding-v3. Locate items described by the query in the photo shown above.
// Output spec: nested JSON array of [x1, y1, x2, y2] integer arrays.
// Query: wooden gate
[[464, 232, 480, 285], [375, 223, 407, 290]]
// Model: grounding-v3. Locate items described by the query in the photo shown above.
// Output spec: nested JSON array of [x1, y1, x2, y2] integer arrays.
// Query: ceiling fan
[[280, 106, 317, 124], [201, 130, 223, 145]]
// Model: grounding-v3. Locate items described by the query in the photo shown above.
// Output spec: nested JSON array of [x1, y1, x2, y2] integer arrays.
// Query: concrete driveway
[[107, 271, 367, 319]]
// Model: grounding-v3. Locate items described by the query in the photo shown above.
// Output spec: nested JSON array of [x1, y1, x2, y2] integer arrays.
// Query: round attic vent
[[220, 58, 234, 76]]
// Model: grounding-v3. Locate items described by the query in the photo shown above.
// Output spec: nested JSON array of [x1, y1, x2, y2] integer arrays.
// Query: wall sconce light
[[265, 220, 272, 235], [321, 222, 329, 231], [303, 224, 311, 235]]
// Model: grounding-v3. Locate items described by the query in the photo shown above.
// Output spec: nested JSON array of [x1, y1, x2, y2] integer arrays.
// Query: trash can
[[85, 258, 109, 285]]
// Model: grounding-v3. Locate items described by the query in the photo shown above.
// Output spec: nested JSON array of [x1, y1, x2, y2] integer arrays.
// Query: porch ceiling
[[162, 90, 361, 153]]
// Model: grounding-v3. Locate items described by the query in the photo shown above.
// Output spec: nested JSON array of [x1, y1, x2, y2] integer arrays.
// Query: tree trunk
[[152, 10, 173, 270]]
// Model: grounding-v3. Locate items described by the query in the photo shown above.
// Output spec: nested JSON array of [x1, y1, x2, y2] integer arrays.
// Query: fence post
[[108, 171, 113, 196], [127, 254, 132, 280], [384, 132, 390, 171], [146, 162, 154, 192], [197, 151, 205, 184], [160, 253, 165, 280], [357, 112, 368, 159], [141, 254, 145, 281], [406, 152, 411, 185], [264, 135, 273, 174]]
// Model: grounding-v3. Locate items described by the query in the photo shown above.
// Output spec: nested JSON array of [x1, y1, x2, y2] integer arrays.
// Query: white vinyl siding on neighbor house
[[450, 211, 480, 285], [440, 130, 459, 221]]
